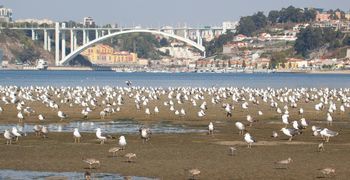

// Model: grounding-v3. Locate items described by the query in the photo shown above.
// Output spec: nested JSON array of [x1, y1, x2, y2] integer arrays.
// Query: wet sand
[[0, 93, 349, 179]]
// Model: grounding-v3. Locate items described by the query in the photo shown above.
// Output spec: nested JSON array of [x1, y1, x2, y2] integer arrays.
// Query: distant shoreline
[[1, 67, 350, 74]]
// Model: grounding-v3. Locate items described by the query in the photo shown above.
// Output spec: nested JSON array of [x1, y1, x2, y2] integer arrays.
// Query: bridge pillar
[[48, 32, 51, 52], [86, 30, 90, 43], [43, 29, 48, 50], [70, 30, 74, 52], [95, 29, 99, 39], [61, 31, 66, 60], [55, 22, 60, 66], [184, 29, 188, 39], [83, 30, 86, 44], [31, 29, 35, 40], [74, 32, 77, 51]]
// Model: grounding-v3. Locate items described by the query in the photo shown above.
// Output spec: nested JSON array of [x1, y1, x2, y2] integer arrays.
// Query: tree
[[159, 38, 169, 46], [268, 10, 280, 24], [294, 27, 344, 57], [236, 12, 267, 36]]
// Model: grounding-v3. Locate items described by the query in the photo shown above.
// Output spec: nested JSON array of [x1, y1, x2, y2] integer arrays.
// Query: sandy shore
[[0, 90, 349, 179]]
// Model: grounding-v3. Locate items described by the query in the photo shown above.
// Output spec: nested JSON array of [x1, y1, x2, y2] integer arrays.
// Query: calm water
[[0, 169, 156, 180], [0, 70, 349, 88], [0, 120, 206, 134]]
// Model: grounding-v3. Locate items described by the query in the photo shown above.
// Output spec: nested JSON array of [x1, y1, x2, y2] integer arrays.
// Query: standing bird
[[119, 136, 127, 150], [320, 128, 338, 142], [73, 128, 82, 143], [208, 122, 214, 135], [235, 122, 245, 135], [11, 127, 24, 141], [318, 142, 325, 152], [281, 114, 289, 127], [38, 114, 45, 122], [41, 126, 48, 138], [244, 133, 256, 148], [17, 112, 24, 122], [271, 131, 279, 138], [125, 80, 132, 87], [139, 127, 151, 143], [299, 108, 304, 117], [4, 129, 14, 145], [280, 128, 301, 141], [95, 128, 107, 144], [326, 113, 333, 126], [82, 158, 100, 169], [108, 147, 122, 157], [124, 153, 136, 163], [229, 147, 237, 156], [58, 111, 67, 121]]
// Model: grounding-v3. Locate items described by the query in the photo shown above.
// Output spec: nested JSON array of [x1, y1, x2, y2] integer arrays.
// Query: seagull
[[235, 122, 245, 135], [208, 122, 214, 135], [38, 114, 45, 121], [4, 129, 14, 145], [125, 80, 132, 87], [246, 115, 255, 126], [124, 153, 136, 163], [119, 136, 127, 150], [280, 128, 301, 141], [11, 127, 25, 141], [281, 114, 289, 127], [100, 111, 106, 119], [33, 125, 42, 136], [275, 157, 292, 169], [96, 128, 107, 144], [244, 133, 256, 148], [82, 158, 100, 169], [139, 127, 151, 143], [41, 126, 48, 138], [326, 113, 333, 126], [292, 121, 303, 131], [320, 128, 338, 142], [73, 128, 82, 143], [229, 147, 237, 156], [299, 108, 304, 117], [58, 111, 67, 121], [17, 111, 24, 122], [300, 118, 309, 128], [318, 142, 325, 152], [154, 106, 159, 114], [271, 131, 278, 138]]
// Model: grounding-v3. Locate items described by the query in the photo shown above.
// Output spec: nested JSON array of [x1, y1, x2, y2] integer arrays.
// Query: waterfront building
[[81, 44, 138, 65], [0, 5, 12, 23]]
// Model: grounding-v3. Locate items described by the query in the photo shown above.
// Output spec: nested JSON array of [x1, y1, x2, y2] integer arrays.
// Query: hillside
[[0, 29, 54, 65]]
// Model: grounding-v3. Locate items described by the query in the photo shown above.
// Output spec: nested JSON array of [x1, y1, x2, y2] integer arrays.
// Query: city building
[[81, 44, 138, 65], [346, 12, 350, 20], [83, 17, 95, 27], [222, 21, 238, 33], [0, 5, 12, 23]]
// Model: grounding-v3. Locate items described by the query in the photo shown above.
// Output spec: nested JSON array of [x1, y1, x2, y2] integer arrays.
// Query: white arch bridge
[[60, 29, 205, 65], [8, 22, 231, 66]]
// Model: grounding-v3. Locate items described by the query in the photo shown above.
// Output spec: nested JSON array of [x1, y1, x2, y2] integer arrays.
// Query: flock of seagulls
[[1, 85, 349, 178]]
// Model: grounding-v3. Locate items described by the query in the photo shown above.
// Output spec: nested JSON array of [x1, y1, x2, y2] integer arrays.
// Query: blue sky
[[2, 0, 350, 27]]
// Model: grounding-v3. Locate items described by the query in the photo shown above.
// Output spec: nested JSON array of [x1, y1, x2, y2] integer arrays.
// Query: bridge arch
[[60, 29, 205, 65]]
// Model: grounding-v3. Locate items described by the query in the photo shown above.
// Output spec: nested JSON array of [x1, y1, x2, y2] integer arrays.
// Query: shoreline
[[1, 67, 350, 74]]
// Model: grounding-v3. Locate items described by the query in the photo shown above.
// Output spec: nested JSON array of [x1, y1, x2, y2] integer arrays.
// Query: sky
[[2, 0, 350, 27]]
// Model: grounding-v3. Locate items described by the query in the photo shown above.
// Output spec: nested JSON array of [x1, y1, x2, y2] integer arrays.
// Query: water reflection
[[0, 120, 205, 134], [0, 169, 156, 180]]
